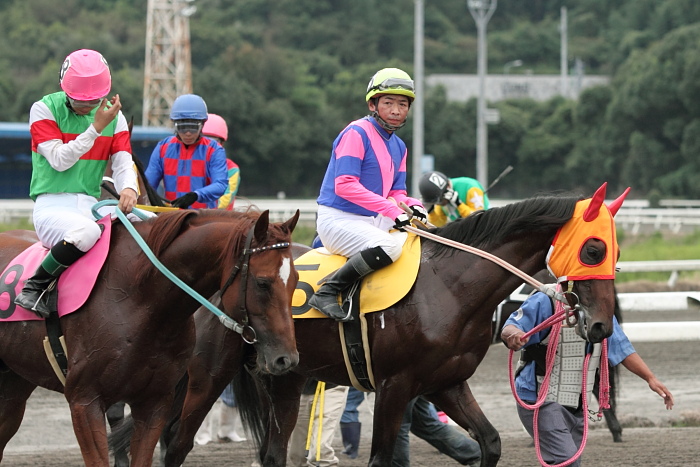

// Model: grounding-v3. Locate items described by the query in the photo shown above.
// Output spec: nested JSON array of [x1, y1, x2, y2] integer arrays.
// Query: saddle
[[0, 216, 113, 322], [292, 232, 421, 391]]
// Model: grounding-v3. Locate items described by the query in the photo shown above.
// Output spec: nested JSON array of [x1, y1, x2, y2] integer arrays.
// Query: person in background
[[339, 387, 365, 459], [201, 113, 240, 210], [310, 67, 427, 322], [144, 94, 228, 209], [287, 380, 349, 467], [194, 378, 247, 446], [501, 290, 674, 467], [418, 171, 489, 227], [15, 48, 138, 316], [393, 397, 481, 467]]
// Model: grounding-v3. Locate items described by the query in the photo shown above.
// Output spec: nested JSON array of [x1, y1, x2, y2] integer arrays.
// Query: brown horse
[[0, 208, 300, 466], [232, 187, 628, 467], [113, 186, 629, 467]]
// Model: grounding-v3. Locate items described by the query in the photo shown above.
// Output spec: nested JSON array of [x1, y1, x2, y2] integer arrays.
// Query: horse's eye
[[256, 278, 273, 291]]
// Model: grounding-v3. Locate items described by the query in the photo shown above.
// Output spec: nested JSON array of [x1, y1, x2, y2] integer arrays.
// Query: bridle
[[219, 224, 290, 344], [91, 200, 292, 345]]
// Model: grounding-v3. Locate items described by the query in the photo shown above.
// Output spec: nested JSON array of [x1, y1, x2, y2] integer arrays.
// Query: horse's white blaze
[[279, 258, 291, 286]]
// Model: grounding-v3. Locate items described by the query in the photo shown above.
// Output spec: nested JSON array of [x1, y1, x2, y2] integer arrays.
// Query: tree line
[[0, 0, 699, 199]]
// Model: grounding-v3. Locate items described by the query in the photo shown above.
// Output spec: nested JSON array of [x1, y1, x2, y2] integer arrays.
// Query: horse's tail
[[108, 413, 135, 457], [233, 366, 269, 452], [609, 286, 623, 403]]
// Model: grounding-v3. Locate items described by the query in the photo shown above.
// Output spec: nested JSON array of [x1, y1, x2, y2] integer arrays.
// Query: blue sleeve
[[607, 316, 636, 366], [503, 292, 554, 345], [196, 144, 229, 203], [145, 140, 165, 188]]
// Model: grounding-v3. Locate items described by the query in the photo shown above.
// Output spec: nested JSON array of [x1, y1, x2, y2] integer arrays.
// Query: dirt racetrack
[[3, 340, 699, 466]]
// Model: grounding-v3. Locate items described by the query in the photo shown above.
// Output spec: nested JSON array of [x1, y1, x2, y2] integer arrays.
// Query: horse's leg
[[106, 402, 129, 467], [0, 371, 37, 462], [366, 382, 416, 467], [259, 372, 307, 467], [163, 373, 230, 467], [427, 381, 501, 467], [129, 399, 172, 467], [68, 394, 112, 466]]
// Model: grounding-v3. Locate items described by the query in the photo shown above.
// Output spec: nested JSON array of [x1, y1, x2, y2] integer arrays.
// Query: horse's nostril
[[588, 322, 611, 343]]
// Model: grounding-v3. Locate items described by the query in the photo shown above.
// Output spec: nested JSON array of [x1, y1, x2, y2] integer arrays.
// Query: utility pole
[[467, 0, 497, 188], [412, 0, 425, 196], [560, 6, 568, 97], [143, 0, 195, 127]]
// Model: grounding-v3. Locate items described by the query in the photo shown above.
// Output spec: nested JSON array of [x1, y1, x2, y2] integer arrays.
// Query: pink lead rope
[[508, 287, 610, 467]]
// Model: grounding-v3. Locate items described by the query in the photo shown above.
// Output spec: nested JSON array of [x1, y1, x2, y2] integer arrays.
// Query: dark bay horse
[[112, 186, 629, 467], [0, 208, 300, 466], [233, 187, 628, 467]]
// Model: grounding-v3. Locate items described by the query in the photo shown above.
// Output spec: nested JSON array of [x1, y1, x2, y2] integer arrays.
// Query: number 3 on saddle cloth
[[292, 231, 421, 391], [0, 216, 112, 321]]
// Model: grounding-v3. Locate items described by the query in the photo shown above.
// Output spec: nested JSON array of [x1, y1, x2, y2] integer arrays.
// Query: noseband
[[219, 224, 290, 344]]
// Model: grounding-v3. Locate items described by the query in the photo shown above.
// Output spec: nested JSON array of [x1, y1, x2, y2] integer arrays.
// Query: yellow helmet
[[365, 68, 415, 102]]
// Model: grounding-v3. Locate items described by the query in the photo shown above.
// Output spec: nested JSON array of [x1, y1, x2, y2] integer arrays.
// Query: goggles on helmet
[[368, 77, 415, 95], [175, 120, 203, 134], [68, 96, 105, 109]]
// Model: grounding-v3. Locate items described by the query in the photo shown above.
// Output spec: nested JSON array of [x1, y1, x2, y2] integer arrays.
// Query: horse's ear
[[607, 187, 631, 217], [583, 182, 607, 222], [254, 210, 271, 243], [281, 209, 300, 235]]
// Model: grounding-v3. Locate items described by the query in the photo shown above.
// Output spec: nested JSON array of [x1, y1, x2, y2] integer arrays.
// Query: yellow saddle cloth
[[292, 232, 421, 318]]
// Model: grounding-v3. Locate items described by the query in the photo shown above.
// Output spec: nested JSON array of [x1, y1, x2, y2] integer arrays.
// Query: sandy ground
[[3, 326, 699, 466]]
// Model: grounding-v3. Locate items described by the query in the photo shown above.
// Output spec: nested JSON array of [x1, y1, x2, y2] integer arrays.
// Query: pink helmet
[[202, 113, 229, 141], [59, 49, 111, 101]]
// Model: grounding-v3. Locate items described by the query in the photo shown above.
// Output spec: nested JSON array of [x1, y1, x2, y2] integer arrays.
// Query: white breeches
[[316, 205, 403, 261], [33, 193, 102, 251]]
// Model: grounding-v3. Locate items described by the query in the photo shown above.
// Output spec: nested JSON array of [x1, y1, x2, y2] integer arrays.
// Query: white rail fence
[[1, 200, 698, 342], [6, 198, 700, 233]]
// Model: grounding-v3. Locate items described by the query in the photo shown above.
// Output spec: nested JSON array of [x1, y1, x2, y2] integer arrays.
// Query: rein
[[403, 224, 571, 305], [91, 200, 289, 343], [507, 290, 611, 467]]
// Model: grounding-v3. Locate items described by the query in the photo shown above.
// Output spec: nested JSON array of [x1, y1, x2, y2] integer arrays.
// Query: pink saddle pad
[[0, 216, 112, 321]]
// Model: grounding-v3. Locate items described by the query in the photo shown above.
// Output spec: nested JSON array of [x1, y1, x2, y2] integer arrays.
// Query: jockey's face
[[369, 95, 410, 131]]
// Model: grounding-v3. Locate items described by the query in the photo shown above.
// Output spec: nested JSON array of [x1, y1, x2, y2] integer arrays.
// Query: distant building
[[426, 74, 610, 102]]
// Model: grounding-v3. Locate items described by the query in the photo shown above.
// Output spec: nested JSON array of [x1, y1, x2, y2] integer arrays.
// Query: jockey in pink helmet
[[15, 49, 137, 317], [59, 49, 112, 102], [202, 113, 240, 210], [202, 113, 229, 142]]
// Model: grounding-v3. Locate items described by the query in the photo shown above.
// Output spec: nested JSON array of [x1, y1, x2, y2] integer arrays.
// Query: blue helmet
[[170, 94, 208, 121]]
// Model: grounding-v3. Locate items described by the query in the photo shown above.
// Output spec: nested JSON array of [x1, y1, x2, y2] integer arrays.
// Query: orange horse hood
[[546, 183, 631, 282]]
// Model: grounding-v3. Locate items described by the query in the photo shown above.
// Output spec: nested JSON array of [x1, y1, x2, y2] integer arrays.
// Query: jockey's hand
[[393, 213, 411, 231], [172, 191, 198, 208], [93, 94, 122, 133], [443, 187, 461, 208], [410, 205, 429, 225], [118, 187, 138, 214]]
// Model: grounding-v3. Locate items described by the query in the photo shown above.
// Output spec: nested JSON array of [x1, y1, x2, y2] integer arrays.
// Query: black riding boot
[[14, 240, 85, 318], [340, 421, 361, 459], [308, 246, 393, 322]]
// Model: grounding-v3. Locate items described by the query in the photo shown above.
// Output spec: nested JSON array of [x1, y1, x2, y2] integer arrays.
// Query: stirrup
[[308, 294, 353, 322]]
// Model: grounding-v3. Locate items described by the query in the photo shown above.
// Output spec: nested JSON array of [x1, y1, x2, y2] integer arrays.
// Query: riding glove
[[393, 213, 411, 231], [410, 205, 429, 224], [443, 187, 461, 208], [171, 191, 198, 208]]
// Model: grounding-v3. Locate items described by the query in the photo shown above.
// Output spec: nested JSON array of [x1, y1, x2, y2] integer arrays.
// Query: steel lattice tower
[[142, 0, 194, 127]]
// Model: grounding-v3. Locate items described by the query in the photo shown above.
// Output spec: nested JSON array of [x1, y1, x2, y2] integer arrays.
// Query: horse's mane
[[132, 207, 289, 283], [428, 194, 582, 259]]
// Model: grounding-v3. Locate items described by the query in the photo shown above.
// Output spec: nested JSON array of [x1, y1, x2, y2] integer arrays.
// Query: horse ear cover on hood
[[546, 183, 631, 282]]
